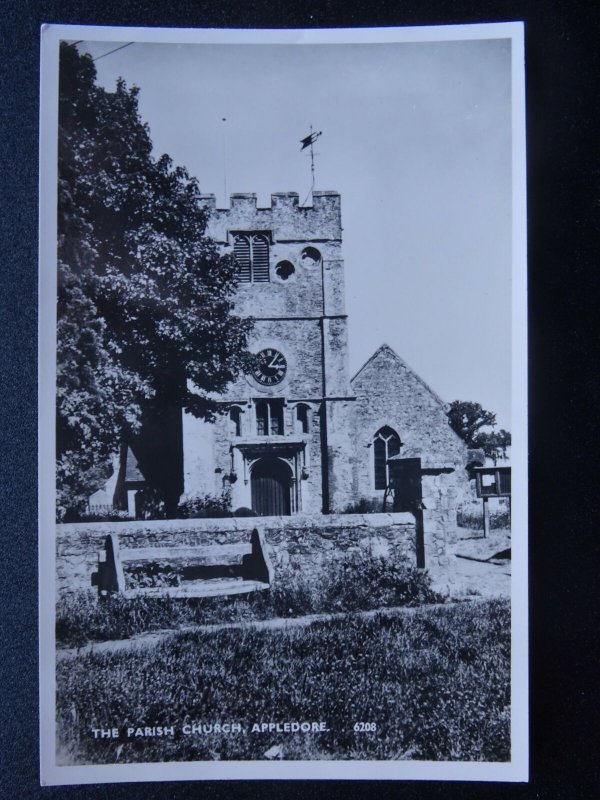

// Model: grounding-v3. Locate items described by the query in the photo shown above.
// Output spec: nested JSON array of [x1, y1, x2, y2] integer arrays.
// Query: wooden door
[[251, 458, 291, 516], [390, 458, 422, 512]]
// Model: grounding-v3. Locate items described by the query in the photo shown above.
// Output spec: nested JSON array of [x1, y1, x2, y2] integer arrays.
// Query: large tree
[[56, 43, 253, 519], [447, 400, 511, 464]]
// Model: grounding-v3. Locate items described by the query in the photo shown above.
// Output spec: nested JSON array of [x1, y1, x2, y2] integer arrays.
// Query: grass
[[57, 553, 442, 648], [457, 504, 511, 531], [454, 527, 511, 563], [56, 598, 510, 764]]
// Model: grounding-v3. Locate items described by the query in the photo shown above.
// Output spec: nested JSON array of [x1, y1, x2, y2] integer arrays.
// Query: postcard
[[39, 22, 527, 784]]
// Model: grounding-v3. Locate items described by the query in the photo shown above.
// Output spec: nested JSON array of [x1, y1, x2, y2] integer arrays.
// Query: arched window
[[373, 426, 401, 490], [296, 403, 310, 433], [234, 233, 270, 282], [229, 406, 243, 437]]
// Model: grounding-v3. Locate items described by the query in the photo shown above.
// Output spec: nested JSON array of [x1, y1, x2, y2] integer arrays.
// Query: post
[[482, 496, 490, 538], [309, 125, 316, 193], [242, 529, 273, 584], [414, 507, 426, 569], [126, 489, 136, 518], [96, 534, 125, 595]]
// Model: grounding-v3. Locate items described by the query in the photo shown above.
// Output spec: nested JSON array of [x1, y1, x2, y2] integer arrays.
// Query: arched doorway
[[251, 458, 292, 516]]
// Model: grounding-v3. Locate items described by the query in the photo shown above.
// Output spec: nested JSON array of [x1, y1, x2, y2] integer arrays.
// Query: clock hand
[[267, 355, 282, 369]]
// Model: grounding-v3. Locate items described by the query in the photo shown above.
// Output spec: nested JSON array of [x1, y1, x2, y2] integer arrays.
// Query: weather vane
[[300, 126, 322, 204]]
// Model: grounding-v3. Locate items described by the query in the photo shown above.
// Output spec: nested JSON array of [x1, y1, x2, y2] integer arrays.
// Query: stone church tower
[[182, 191, 356, 514]]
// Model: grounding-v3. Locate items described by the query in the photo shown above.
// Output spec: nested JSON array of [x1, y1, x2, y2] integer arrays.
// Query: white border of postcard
[[39, 21, 527, 785]]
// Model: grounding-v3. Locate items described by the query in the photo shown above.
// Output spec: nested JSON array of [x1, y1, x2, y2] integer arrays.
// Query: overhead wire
[[92, 42, 134, 62]]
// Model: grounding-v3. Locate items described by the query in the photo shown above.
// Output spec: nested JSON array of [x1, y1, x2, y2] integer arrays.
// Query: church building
[[95, 190, 470, 520], [180, 190, 469, 517]]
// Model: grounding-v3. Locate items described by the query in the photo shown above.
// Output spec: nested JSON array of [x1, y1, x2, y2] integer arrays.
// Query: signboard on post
[[473, 465, 512, 537]]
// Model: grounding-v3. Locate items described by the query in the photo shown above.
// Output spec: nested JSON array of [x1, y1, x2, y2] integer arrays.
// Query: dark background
[[1, 1, 598, 798]]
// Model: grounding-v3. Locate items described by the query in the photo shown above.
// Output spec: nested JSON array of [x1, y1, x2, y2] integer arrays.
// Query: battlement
[[199, 190, 342, 242], [200, 190, 340, 211]]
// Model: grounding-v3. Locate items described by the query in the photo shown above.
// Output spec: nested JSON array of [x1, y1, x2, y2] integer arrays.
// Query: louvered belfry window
[[233, 233, 270, 282], [233, 236, 251, 281]]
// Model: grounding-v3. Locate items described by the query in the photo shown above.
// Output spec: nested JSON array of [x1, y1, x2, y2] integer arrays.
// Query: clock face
[[252, 348, 287, 386]]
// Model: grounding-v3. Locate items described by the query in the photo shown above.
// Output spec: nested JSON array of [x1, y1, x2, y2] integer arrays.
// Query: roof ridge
[[350, 343, 447, 408]]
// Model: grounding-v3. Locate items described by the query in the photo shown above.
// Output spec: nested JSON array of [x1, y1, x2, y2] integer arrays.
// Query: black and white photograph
[[38, 23, 527, 784]]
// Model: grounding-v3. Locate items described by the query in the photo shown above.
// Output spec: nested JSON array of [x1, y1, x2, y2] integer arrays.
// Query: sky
[[78, 36, 513, 429]]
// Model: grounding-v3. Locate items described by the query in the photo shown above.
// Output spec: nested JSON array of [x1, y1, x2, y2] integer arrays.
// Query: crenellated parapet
[[199, 190, 342, 244]]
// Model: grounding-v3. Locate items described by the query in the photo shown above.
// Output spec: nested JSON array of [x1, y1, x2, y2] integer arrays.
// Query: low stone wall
[[55, 512, 418, 597]]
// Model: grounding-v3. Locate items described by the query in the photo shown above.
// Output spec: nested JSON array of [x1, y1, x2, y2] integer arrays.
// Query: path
[[57, 600, 470, 662], [428, 527, 511, 599]]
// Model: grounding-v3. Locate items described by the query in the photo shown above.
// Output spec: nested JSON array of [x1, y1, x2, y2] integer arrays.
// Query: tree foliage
[[447, 401, 511, 463], [56, 44, 253, 518], [479, 428, 512, 464]]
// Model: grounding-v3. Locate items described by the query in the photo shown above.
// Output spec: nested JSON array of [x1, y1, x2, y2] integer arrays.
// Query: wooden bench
[[93, 528, 273, 599]]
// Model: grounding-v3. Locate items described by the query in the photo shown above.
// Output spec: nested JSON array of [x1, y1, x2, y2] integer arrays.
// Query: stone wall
[[55, 513, 417, 597], [349, 343, 471, 553], [351, 344, 468, 475], [325, 399, 358, 513]]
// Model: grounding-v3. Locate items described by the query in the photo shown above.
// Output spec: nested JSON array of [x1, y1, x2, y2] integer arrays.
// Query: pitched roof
[[124, 446, 144, 483], [350, 343, 447, 409]]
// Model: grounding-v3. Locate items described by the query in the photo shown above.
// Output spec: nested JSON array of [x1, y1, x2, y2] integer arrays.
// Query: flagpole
[[309, 124, 316, 194], [222, 117, 228, 204]]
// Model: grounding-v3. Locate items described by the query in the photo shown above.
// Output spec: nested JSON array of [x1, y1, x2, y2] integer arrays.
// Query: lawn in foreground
[[56, 598, 510, 764]]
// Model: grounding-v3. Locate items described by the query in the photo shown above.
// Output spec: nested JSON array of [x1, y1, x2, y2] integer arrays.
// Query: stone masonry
[[182, 191, 354, 515], [351, 344, 470, 561], [91, 189, 471, 562], [56, 513, 416, 597]]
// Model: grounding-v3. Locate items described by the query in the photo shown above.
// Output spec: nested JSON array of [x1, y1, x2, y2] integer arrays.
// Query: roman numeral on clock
[[252, 348, 287, 386]]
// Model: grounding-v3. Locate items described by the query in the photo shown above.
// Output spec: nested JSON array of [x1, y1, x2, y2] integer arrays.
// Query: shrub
[[77, 508, 131, 523], [177, 490, 232, 519], [321, 553, 442, 611], [342, 496, 388, 514], [134, 486, 167, 520], [57, 552, 442, 646], [255, 565, 320, 618], [233, 506, 255, 517], [239, 553, 441, 619]]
